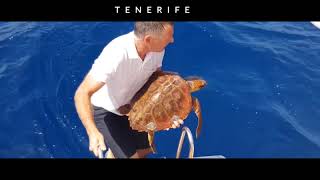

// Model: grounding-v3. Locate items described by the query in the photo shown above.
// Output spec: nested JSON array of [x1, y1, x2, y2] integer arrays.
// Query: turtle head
[[185, 76, 207, 92]]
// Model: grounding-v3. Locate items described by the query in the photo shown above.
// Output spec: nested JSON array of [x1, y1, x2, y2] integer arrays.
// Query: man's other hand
[[88, 130, 107, 158]]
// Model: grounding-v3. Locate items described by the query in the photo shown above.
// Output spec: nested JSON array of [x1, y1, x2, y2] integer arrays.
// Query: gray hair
[[134, 21, 173, 38]]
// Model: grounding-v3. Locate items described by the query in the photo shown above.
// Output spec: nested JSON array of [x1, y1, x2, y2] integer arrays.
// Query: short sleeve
[[88, 46, 125, 83]]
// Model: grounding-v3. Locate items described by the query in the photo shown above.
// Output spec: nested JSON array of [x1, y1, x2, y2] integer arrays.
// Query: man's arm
[[74, 73, 106, 157]]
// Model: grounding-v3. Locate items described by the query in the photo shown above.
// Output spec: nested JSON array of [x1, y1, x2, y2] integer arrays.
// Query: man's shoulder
[[107, 31, 133, 48], [99, 31, 133, 56], [94, 32, 134, 65]]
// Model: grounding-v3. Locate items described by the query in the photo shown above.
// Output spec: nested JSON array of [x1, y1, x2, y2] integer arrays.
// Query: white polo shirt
[[88, 31, 165, 116]]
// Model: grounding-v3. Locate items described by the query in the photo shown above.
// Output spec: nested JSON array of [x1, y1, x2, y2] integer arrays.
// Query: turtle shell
[[127, 71, 193, 132]]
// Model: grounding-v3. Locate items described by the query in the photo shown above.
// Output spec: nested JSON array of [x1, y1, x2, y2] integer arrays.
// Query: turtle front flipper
[[192, 97, 202, 138], [148, 131, 157, 153]]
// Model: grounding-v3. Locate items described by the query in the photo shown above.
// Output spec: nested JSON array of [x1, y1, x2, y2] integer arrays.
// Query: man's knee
[[129, 148, 153, 158], [130, 152, 140, 158], [106, 149, 115, 158], [136, 148, 153, 158], [107, 150, 140, 158], [107, 148, 152, 158]]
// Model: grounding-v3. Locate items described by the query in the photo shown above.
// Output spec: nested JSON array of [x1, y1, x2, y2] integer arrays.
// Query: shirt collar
[[127, 31, 142, 60]]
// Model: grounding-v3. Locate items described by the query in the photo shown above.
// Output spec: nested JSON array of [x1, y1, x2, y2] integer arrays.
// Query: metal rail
[[176, 126, 194, 158]]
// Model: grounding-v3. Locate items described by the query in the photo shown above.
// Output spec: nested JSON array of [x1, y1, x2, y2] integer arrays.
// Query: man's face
[[148, 24, 174, 52]]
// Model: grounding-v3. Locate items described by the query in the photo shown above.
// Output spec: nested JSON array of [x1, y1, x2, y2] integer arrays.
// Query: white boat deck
[[311, 22, 320, 29]]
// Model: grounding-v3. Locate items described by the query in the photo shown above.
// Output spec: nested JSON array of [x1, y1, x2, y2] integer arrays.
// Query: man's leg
[[133, 130, 153, 158], [101, 124, 153, 158], [93, 105, 139, 158]]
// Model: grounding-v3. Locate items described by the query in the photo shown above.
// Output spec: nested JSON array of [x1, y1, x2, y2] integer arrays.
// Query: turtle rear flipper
[[148, 131, 157, 153], [192, 97, 202, 138]]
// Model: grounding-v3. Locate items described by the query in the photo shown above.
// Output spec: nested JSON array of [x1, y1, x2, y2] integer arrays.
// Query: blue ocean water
[[1, 22, 320, 158]]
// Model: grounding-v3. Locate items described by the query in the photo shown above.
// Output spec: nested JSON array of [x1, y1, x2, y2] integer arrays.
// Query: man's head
[[134, 22, 174, 52]]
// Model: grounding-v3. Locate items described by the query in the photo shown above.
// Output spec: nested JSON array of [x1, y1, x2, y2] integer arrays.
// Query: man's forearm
[[74, 90, 98, 135]]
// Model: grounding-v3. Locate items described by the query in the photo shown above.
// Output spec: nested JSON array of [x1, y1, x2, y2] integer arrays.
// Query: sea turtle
[[117, 70, 207, 153]]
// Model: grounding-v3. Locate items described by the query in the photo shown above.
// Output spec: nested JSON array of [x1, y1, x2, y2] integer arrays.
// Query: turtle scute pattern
[[128, 71, 193, 132]]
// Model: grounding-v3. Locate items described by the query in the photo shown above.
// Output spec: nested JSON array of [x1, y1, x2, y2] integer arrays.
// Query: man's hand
[[88, 130, 107, 158], [165, 115, 184, 131], [117, 104, 131, 115]]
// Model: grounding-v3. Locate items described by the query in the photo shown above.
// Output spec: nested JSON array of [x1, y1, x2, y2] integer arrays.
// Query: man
[[74, 22, 184, 158]]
